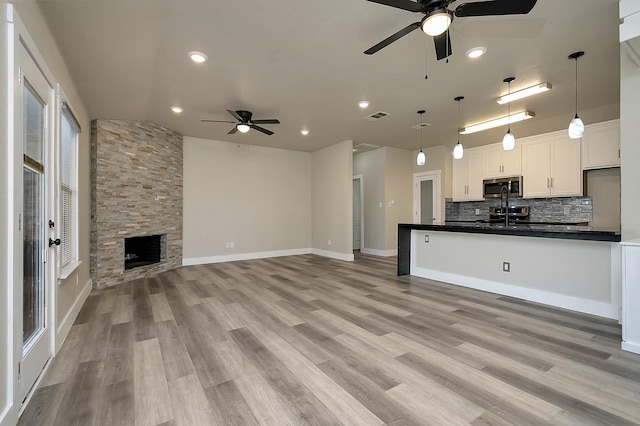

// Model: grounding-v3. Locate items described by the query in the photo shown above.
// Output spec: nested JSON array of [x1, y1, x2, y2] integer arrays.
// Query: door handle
[[49, 238, 61, 247]]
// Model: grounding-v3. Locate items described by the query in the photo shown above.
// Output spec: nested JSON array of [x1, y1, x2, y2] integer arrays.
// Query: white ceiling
[[37, 0, 621, 153]]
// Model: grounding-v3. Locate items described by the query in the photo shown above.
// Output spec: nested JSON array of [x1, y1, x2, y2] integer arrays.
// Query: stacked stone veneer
[[90, 120, 183, 288]]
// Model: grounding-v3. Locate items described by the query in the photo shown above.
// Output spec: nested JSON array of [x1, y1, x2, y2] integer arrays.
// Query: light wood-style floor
[[19, 253, 640, 425]]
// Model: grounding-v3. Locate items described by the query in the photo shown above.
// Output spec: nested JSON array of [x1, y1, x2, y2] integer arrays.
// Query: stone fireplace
[[90, 120, 183, 288]]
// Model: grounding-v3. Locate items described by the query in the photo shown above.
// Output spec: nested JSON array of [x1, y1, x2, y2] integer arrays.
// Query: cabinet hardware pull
[[547, 178, 549, 188]]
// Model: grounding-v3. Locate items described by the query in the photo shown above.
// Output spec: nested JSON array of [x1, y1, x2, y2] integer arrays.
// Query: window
[[60, 101, 79, 268]]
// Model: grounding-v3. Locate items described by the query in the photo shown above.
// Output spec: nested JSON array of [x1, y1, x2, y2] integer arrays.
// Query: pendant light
[[502, 76, 516, 151], [416, 109, 426, 166], [568, 51, 585, 139], [453, 96, 464, 160]]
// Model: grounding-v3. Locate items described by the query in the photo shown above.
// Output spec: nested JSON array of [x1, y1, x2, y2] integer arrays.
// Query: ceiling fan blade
[[251, 124, 274, 136], [365, 0, 422, 12], [251, 119, 280, 124], [455, 0, 537, 17], [226, 109, 242, 121], [201, 119, 236, 123], [433, 30, 452, 60], [228, 126, 238, 135], [364, 22, 420, 55]]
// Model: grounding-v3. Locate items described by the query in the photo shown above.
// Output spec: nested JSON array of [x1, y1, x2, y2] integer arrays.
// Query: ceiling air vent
[[353, 143, 380, 153], [411, 122, 431, 129], [363, 111, 390, 121]]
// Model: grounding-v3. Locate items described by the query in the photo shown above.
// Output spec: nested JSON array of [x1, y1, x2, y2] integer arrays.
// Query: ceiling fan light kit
[[417, 109, 426, 166], [502, 76, 516, 151], [236, 124, 251, 133], [496, 81, 552, 104], [421, 9, 452, 36], [568, 51, 585, 139]]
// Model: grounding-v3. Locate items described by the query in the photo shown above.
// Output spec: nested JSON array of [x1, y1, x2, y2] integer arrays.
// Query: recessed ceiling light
[[466, 47, 486, 59], [171, 106, 183, 113], [188, 51, 208, 63], [358, 100, 370, 109], [301, 129, 309, 135]]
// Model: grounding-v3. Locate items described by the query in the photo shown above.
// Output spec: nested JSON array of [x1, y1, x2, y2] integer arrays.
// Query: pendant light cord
[[420, 112, 424, 151], [574, 56, 579, 117], [456, 99, 460, 143], [507, 80, 511, 132]]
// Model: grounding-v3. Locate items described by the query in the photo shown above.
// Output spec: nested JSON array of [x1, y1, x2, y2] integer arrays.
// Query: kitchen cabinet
[[452, 148, 484, 201], [522, 135, 582, 198], [483, 143, 522, 179], [582, 119, 620, 169]]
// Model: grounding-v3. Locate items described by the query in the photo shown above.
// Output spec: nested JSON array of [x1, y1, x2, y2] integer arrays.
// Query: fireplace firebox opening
[[124, 234, 166, 270]]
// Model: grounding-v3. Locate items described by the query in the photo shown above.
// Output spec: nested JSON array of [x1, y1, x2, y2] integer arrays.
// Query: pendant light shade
[[502, 77, 516, 151], [453, 96, 464, 160], [416, 109, 426, 166], [568, 51, 585, 139]]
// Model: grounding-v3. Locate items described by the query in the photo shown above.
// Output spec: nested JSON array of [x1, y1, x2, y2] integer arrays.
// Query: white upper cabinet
[[483, 143, 522, 179], [452, 148, 484, 202], [522, 133, 582, 198], [582, 119, 620, 170]]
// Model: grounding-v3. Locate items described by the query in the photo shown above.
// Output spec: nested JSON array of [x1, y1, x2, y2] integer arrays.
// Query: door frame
[[352, 175, 364, 251], [9, 8, 58, 414], [413, 170, 442, 224]]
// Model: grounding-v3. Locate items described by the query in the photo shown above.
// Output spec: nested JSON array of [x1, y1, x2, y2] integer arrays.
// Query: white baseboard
[[183, 248, 312, 266], [361, 248, 397, 257], [412, 266, 620, 320], [311, 248, 354, 262], [56, 278, 92, 353], [622, 341, 640, 355]]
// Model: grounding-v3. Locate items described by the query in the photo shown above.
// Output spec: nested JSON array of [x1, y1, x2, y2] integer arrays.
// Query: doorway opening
[[413, 170, 442, 224], [353, 175, 364, 251]]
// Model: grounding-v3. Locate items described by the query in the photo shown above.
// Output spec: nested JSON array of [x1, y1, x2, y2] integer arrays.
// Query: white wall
[[0, 2, 9, 424], [620, 45, 640, 240], [384, 147, 413, 252], [183, 137, 312, 263], [311, 140, 354, 260]]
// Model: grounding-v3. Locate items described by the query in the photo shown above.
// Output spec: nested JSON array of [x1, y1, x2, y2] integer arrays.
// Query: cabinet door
[[467, 150, 485, 200], [582, 124, 620, 169], [522, 138, 551, 198], [502, 144, 522, 176], [551, 136, 582, 196], [452, 155, 469, 201], [483, 146, 504, 179]]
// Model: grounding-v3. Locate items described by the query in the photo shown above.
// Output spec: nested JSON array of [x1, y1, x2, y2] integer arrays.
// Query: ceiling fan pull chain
[[425, 37, 429, 79]]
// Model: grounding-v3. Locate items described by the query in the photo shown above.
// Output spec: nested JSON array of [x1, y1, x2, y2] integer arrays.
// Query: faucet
[[500, 184, 510, 226]]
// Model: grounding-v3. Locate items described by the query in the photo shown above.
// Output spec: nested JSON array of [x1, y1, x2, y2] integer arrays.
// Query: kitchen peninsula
[[398, 222, 621, 319]]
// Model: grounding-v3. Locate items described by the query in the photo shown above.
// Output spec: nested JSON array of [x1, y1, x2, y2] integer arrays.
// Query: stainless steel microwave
[[483, 176, 523, 198]]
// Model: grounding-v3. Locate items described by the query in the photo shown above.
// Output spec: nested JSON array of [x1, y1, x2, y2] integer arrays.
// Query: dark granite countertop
[[398, 222, 621, 242]]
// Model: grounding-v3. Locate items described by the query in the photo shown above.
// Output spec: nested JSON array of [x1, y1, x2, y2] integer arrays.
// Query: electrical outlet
[[328, 240, 332, 246], [563, 206, 570, 215], [475, 209, 480, 215], [425, 235, 429, 243], [230, 242, 234, 248], [503, 261, 510, 272]]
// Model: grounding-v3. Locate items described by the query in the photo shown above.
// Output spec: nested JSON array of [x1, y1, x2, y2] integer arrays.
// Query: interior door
[[413, 171, 441, 224], [420, 180, 434, 224], [16, 40, 54, 403]]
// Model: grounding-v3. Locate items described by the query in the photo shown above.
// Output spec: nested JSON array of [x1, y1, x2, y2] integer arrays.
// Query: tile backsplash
[[445, 196, 593, 223]]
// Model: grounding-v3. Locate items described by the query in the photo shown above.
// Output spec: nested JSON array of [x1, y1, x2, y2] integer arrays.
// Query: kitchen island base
[[406, 229, 621, 320]]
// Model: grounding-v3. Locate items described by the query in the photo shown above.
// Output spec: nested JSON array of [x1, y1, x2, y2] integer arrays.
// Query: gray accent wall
[[90, 120, 183, 288]]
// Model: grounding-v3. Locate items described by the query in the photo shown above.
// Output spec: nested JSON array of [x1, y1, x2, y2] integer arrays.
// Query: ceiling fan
[[201, 109, 280, 135], [364, 0, 537, 60]]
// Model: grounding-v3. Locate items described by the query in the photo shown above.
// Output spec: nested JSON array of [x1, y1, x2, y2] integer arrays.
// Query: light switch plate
[[425, 235, 429, 243]]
